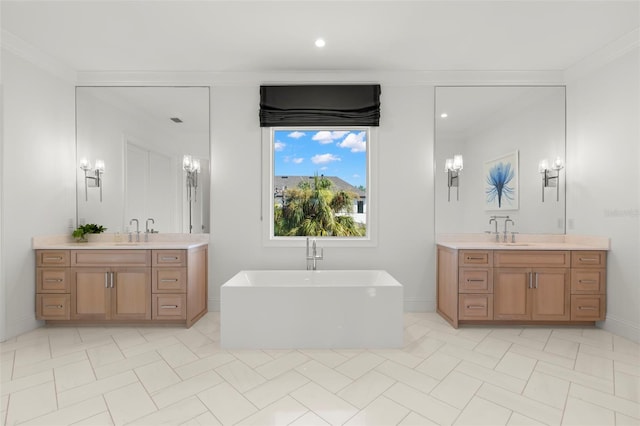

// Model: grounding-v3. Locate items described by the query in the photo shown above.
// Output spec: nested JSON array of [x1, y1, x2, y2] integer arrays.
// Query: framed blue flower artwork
[[484, 151, 519, 210]]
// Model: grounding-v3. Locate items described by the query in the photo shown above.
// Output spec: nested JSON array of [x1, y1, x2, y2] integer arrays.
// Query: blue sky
[[274, 129, 367, 187]]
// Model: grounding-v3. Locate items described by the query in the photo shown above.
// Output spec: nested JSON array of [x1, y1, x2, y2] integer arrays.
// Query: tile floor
[[1, 313, 638, 425]]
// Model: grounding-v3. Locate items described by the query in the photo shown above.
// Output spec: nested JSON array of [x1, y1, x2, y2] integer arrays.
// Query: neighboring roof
[[274, 176, 365, 198]]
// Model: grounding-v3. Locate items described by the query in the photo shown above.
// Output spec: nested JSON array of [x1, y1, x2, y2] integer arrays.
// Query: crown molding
[[76, 69, 565, 87], [1, 30, 77, 83], [564, 28, 640, 83]]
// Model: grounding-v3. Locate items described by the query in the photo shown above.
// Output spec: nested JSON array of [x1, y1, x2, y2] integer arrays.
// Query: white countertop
[[436, 233, 609, 251], [33, 233, 209, 250]]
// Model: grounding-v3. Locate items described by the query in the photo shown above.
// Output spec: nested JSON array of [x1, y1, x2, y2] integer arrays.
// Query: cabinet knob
[[578, 279, 597, 284], [45, 279, 64, 282], [578, 306, 597, 310], [466, 305, 485, 309], [161, 257, 179, 261], [160, 279, 179, 282], [45, 304, 63, 309], [160, 305, 179, 309]]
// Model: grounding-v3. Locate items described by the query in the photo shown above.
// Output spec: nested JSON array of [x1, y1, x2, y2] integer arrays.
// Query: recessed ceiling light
[[315, 38, 326, 48], [440, 113, 448, 118]]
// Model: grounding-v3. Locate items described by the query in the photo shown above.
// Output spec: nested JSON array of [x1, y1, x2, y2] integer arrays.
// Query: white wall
[[210, 83, 435, 312], [1, 50, 76, 340], [566, 45, 640, 342]]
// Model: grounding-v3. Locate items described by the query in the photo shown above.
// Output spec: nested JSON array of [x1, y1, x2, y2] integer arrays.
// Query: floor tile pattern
[[1, 313, 638, 425]]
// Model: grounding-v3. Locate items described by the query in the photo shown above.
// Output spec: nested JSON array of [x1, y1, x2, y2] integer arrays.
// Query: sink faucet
[[504, 217, 515, 242], [129, 218, 140, 242], [306, 237, 324, 270], [488, 217, 499, 242], [145, 218, 155, 242]]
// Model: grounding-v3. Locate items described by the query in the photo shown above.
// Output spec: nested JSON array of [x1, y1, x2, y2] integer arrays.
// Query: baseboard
[[209, 298, 435, 313], [600, 314, 640, 344]]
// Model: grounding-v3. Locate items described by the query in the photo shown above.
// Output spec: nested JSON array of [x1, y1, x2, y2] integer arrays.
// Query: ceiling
[[2, 1, 638, 73]]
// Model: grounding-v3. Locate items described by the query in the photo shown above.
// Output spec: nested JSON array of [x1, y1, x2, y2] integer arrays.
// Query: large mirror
[[76, 86, 210, 234], [435, 86, 566, 235]]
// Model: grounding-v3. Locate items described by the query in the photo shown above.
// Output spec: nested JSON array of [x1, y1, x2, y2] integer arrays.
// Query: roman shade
[[259, 84, 381, 127]]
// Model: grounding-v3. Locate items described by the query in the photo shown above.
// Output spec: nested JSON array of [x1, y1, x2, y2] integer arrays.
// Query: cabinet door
[[111, 268, 151, 320], [493, 268, 530, 320], [72, 268, 110, 320], [531, 268, 570, 321]]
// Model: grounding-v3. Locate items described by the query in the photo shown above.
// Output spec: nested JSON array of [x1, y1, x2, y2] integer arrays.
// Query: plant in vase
[[72, 224, 107, 242]]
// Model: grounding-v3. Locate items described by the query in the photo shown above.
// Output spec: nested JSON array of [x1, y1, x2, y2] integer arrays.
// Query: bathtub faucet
[[306, 237, 324, 270]]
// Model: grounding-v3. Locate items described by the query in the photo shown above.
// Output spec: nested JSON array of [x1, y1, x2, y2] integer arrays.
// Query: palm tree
[[274, 175, 365, 237]]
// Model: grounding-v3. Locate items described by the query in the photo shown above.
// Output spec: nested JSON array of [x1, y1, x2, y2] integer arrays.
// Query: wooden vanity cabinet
[[35, 246, 207, 327], [36, 250, 71, 320], [570, 251, 606, 321], [70, 250, 151, 321], [436, 246, 607, 328]]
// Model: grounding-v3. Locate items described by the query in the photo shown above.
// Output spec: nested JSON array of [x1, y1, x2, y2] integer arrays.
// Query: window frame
[[262, 126, 378, 248]]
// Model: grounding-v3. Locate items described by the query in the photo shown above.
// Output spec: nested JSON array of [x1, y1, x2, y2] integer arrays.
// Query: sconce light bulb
[[538, 159, 549, 173], [183, 154, 192, 171], [444, 158, 454, 172], [553, 157, 564, 170], [94, 159, 105, 172], [453, 154, 463, 171], [193, 159, 201, 173], [80, 158, 91, 170]]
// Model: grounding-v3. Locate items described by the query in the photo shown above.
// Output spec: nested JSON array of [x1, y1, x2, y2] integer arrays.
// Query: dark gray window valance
[[259, 84, 381, 127]]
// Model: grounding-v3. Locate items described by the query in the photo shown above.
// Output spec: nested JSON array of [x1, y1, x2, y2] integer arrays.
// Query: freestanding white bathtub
[[220, 270, 404, 349]]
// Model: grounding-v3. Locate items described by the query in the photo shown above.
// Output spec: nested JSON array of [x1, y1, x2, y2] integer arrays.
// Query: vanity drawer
[[572, 251, 606, 268], [571, 295, 605, 321], [571, 269, 606, 294], [71, 250, 150, 267], [153, 250, 186, 267], [36, 250, 70, 267], [152, 294, 186, 320], [152, 268, 187, 293], [37, 268, 70, 293], [458, 268, 492, 293], [494, 251, 570, 268], [459, 250, 492, 267], [36, 294, 70, 320], [459, 294, 493, 320]]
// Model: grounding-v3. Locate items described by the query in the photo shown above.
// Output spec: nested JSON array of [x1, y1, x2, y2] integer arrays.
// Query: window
[[262, 127, 377, 246]]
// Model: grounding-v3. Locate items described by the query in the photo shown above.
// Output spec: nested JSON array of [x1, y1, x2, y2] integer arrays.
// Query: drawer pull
[[578, 279, 597, 284], [44, 256, 63, 261], [466, 256, 485, 260], [45, 304, 64, 309], [579, 257, 598, 262], [161, 256, 179, 261], [45, 279, 64, 282], [160, 305, 179, 309], [466, 279, 485, 282], [160, 279, 179, 282], [466, 305, 485, 309], [578, 306, 597, 310]]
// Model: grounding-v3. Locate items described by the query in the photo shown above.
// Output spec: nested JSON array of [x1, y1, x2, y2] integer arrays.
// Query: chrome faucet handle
[[510, 231, 519, 243]]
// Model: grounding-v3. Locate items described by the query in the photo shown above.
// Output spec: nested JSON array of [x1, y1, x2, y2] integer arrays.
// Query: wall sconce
[[445, 154, 463, 201], [183, 155, 200, 203], [539, 156, 564, 202], [79, 158, 105, 202]]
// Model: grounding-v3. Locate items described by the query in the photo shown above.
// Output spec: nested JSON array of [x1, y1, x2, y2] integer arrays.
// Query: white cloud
[[311, 153, 341, 165], [312, 131, 335, 144], [312, 130, 350, 145], [288, 131, 306, 139], [338, 131, 366, 152], [274, 141, 286, 151], [293, 158, 304, 164]]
